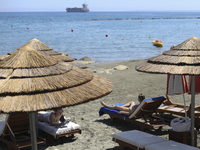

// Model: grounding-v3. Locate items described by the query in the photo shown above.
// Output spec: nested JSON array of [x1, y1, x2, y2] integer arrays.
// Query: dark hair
[[53, 108, 63, 112], [138, 93, 145, 101]]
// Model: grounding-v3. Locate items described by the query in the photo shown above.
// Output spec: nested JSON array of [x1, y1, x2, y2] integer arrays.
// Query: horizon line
[[0, 10, 200, 13]]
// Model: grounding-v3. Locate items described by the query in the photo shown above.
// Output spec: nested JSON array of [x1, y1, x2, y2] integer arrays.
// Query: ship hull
[[66, 8, 89, 12]]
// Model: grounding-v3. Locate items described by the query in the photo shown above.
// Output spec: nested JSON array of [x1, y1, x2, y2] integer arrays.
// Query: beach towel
[[38, 112, 81, 138], [38, 120, 81, 138], [99, 96, 166, 118], [99, 103, 130, 118]]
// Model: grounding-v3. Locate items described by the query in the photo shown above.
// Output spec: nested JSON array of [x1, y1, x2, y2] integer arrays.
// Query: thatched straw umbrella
[[6, 38, 87, 69], [0, 54, 9, 60], [51, 54, 75, 62], [8, 38, 75, 61], [0, 46, 113, 149], [8, 38, 61, 55], [135, 36, 200, 146]]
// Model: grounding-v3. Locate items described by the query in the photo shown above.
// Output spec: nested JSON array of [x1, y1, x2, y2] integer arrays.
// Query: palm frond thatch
[[0, 55, 9, 61], [0, 46, 58, 69], [69, 61, 87, 69], [0, 67, 93, 94], [148, 54, 200, 64], [135, 36, 200, 75], [136, 62, 200, 75], [11, 62, 72, 78], [7, 50, 17, 55], [172, 36, 200, 50], [7, 38, 54, 55], [0, 45, 113, 113], [0, 75, 113, 113], [52, 55, 75, 62], [38, 50, 62, 55], [18, 38, 53, 51], [0, 69, 13, 78], [163, 50, 200, 56], [5, 38, 86, 69]]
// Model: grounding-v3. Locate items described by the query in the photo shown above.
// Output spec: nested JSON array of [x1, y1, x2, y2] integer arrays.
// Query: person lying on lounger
[[38, 108, 67, 126], [100, 93, 145, 115]]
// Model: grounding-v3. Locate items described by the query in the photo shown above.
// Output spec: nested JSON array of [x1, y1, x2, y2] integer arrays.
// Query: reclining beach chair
[[112, 130, 199, 150], [0, 113, 45, 150], [157, 95, 200, 129], [99, 96, 167, 130], [37, 112, 81, 142]]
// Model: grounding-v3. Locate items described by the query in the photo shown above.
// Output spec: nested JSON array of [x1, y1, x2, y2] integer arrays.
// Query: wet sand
[[0, 59, 199, 150]]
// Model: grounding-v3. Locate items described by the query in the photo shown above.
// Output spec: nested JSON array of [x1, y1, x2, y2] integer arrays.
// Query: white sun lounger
[[38, 112, 81, 140], [112, 130, 167, 150], [112, 130, 199, 150], [145, 140, 199, 150]]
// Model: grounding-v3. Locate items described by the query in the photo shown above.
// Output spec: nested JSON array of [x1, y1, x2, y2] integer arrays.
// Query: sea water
[[0, 11, 200, 63]]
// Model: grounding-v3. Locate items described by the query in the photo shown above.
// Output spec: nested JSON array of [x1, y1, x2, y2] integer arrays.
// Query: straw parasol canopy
[[0, 46, 113, 113], [7, 38, 75, 62], [4, 38, 89, 69], [51, 55, 75, 62], [136, 36, 200, 75], [0, 55, 9, 61], [8, 38, 60, 55], [135, 36, 200, 146]]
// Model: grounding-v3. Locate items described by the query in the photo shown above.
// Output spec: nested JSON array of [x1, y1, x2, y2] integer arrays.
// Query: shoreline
[[0, 59, 199, 150]]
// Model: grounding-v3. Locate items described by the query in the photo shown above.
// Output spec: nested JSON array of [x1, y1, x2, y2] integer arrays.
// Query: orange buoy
[[50, 19, 52, 21], [106, 34, 108, 37], [13, 16, 14, 18], [71, 29, 73, 32], [11, 25, 13, 27], [196, 23, 198, 25], [141, 21, 142, 22], [27, 27, 29, 29]]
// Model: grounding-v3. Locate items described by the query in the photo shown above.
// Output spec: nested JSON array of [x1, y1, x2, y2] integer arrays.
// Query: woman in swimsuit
[[100, 93, 145, 115], [38, 108, 66, 126]]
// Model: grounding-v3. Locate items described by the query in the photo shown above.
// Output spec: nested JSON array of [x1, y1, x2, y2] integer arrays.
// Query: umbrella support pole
[[190, 76, 195, 146], [29, 112, 38, 150], [182, 93, 187, 117]]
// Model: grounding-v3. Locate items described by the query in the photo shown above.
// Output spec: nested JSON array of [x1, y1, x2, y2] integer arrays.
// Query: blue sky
[[0, 0, 200, 12]]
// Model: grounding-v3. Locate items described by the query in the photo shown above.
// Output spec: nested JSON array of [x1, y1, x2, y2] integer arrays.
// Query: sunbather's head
[[138, 93, 145, 103], [53, 108, 63, 117]]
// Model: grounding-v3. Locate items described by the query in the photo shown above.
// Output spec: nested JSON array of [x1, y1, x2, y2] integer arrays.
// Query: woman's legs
[[122, 101, 135, 107], [101, 101, 130, 111]]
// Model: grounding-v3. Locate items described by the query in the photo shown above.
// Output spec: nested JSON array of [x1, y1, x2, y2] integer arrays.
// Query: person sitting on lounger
[[38, 108, 66, 126], [100, 93, 145, 115]]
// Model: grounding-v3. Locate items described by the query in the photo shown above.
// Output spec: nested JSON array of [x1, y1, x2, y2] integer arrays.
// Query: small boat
[[152, 40, 163, 47]]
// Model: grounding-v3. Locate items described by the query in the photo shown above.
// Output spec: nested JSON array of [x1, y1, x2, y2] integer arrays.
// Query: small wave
[[80, 17, 200, 22]]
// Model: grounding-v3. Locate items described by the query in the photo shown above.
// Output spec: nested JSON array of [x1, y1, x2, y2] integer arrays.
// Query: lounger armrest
[[195, 105, 200, 110], [163, 95, 173, 105]]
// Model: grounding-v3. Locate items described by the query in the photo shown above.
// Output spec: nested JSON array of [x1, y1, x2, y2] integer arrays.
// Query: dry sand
[[0, 59, 200, 150]]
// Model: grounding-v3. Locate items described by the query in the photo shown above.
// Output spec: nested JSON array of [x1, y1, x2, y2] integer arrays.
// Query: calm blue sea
[[0, 12, 200, 63]]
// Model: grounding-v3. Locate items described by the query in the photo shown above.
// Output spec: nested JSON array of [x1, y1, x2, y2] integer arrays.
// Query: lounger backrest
[[129, 96, 166, 119], [3, 113, 30, 135], [0, 114, 9, 136]]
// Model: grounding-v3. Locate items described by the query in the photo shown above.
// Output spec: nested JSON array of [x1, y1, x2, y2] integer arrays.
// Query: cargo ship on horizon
[[66, 3, 89, 12]]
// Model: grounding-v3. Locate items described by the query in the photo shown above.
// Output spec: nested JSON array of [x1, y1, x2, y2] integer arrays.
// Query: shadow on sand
[[95, 114, 172, 136]]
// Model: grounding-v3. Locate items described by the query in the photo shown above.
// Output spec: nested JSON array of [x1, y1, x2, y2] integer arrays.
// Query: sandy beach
[[0, 59, 200, 150]]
